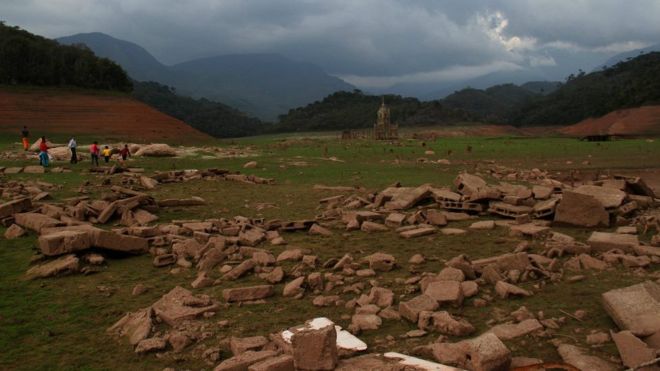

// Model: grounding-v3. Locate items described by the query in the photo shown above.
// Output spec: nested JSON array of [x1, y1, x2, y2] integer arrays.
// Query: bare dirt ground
[[560, 105, 660, 137], [0, 88, 211, 143]]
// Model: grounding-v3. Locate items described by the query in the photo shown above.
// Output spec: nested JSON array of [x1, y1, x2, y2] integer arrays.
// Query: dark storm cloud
[[2, 0, 658, 88]]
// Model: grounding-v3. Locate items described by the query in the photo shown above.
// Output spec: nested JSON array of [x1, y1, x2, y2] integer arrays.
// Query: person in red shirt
[[38, 136, 49, 167], [90, 141, 100, 167], [119, 144, 130, 166]]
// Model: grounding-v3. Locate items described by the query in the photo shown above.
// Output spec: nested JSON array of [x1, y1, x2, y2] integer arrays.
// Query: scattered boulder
[[418, 311, 475, 336], [223, 285, 274, 302], [107, 307, 154, 345], [495, 281, 531, 299], [4, 224, 26, 239], [291, 323, 338, 370], [488, 319, 543, 340], [134, 143, 176, 157], [556, 344, 616, 371], [399, 295, 439, 323], [554, 191, 609, 228], [151, 286, 219, 326], [602, 281, 660, 337], [362, 252, 396, 272]]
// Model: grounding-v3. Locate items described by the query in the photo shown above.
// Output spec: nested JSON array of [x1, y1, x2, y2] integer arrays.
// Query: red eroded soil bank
[[560, 105, 660, 137], [0, 88, 212, 143]]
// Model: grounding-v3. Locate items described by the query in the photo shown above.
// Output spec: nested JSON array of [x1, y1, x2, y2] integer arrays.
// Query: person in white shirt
[[68, 137, 77, 164]]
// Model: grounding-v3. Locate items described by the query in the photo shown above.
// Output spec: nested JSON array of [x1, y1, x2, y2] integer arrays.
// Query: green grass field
[[1, 134, 659, 370]]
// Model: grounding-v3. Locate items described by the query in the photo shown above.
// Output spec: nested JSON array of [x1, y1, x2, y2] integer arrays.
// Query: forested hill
[[0, 23, 131, 91], [132, 81, 265, 138], [274, 90, 475, 132], [508, 52, 660, 126]]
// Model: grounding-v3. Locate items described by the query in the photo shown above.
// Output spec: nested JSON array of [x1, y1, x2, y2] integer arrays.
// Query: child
[[38, 136, 49, 167], [21, 126, 29, 151], [90, 141, 100, 167], [102, 145, 112, 163]]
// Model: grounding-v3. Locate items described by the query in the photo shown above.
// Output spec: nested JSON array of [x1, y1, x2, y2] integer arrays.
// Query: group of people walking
[[21, 126, 131, 168]]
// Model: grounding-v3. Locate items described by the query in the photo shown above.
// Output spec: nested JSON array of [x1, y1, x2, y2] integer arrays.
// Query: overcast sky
[[2, 0, 659, 89]]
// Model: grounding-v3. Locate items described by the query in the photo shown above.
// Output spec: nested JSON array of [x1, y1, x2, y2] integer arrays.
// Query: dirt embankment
[[0, 88, 212, 143], [560, 105, 660, 137]]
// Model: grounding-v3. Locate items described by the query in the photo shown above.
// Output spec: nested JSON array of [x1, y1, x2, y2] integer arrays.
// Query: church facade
[[373, 98, 398, 140]]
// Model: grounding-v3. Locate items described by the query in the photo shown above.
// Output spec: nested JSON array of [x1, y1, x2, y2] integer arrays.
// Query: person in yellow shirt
[[102, 146, 112, 163]]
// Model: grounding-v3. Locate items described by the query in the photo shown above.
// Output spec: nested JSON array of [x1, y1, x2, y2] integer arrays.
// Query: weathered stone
[[224, 259, 256, 281], [197, 247, 227, 272], [578, 254, 607, 270], [230, 336, 269, 356], [446, 254, 476, 279], [437, 267, 466, 282], [573, 185, 626, 208], [139, 176, 158, 190], [460, 281, 479, 297], [283, 277, 305, 297], [153, 254, 176, 267], [168, 331, 193, 352], [0, 197, 32, 219], [263, 267, 285, 284], [291, 324, 337, 370], [408, 254, 425, 265], [309, 224, 332, 236], [399, 226, 436, 239], [38, 230, 91, 256], [399, 294, 439, 323], [95, 230, 148, 254], [611, 330, 659, 370], [248, 354, 294, 371], [424, 280, 463, 306], [385, 213, 406, 227], [4, 224, 26, 239], [14, 212, 61, 233], [191, 272, 214, 289], [587, 232, 639, 253], [107, 307, 154, 345], [554, 191, 609, 227], [215, 350, 279, 371], [602, 281, 660, 337], [556, 344, 616, 371], [432, 332, 511, 371], [25, 254, 79, 279], [440, 228, 466, 235], [368, 287, 394, 308], [488, 319, 543, 340], [495, 281, 531, 299], [351, 314, 382, 331], [135, 337, 166, 354], [586, 332, 610, 345], [239, 229, 266, 247], [418, 311, 475, 336], [363, 252, 396, 272], [152, 286, 219, 326], [470, 220, 496, 230], [277, 249, 304, 262], [223, 285, 274, 302], [360, 221, 389, 233]]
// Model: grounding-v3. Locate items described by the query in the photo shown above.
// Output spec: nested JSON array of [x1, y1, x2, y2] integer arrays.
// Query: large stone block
[[38, 230, 91, 256], [554, 191, 609, 227], [223, 285, 274, 302], [291, 324, 338, 370], [602, 281, 660, 337]]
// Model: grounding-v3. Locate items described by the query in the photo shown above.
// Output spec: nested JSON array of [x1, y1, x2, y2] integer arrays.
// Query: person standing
[[21, 126, 29, 151], [119, 144, 130, 166], [38, 136, 49, 167], [90, 141, 100, 167], [68, 137, 78, 164], [102, 145, 111, 163]]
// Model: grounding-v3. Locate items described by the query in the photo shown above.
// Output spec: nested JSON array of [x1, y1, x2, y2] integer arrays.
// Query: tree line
[[0, 22, 132, 91]]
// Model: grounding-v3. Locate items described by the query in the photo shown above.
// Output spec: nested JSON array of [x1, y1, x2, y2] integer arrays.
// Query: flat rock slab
[[602, 281, 660, 337], [554, 190, 609, 227], [38, 230, 92, 256], [281, 317, 368, 353], [573, 185, 626, 208], [488, 319, 543, 340], [25, 254, 79, 279], [0, 197, 32, 219], [152, 286, 219, 326], [557, 344, 616, 371], [14, 212, 61, 233], [509, 223, 550, 237], [587, 232, 639, 253], [399, 226, 436, 239], [611, 330, 659, 370], [223, 285, 274, 302]]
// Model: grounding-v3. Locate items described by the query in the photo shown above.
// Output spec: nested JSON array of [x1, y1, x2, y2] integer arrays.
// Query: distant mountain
[[169, 53, 354, 120], [57, 32, 169, 82], [599, 43, 660, 69], [441, 84, 538, 122], [57, 33, 355, 120], [132, 81, 266, 138], [509, 52, 660, 126]]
